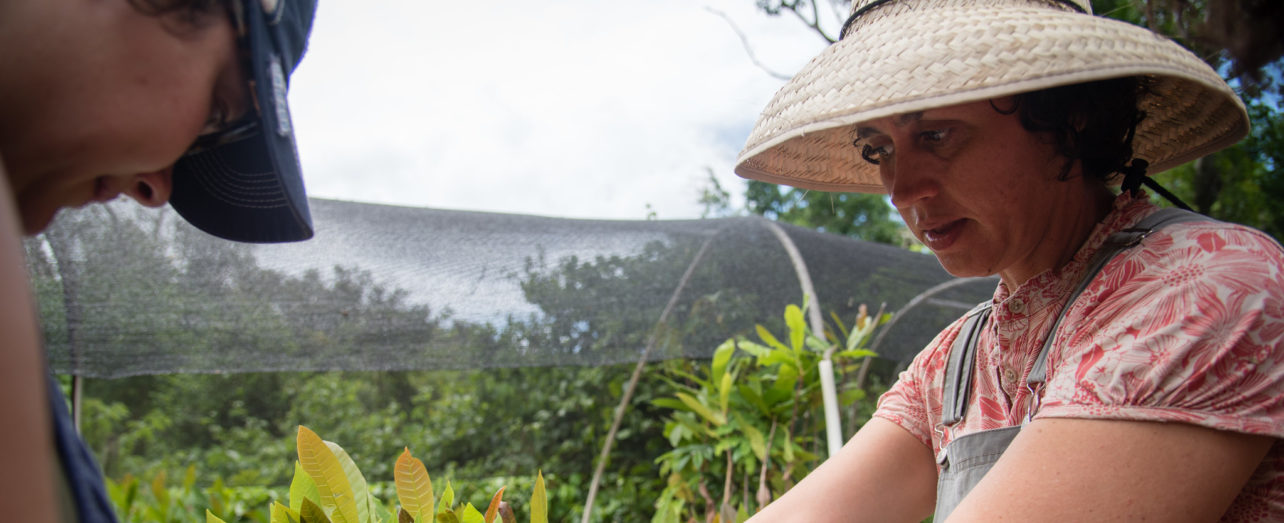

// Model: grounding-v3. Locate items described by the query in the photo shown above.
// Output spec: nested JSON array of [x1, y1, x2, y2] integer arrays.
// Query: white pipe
[[762, 221, 842, 458]]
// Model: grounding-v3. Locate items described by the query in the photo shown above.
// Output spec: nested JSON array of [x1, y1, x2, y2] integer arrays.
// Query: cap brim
[[170, 0, 313, 243]]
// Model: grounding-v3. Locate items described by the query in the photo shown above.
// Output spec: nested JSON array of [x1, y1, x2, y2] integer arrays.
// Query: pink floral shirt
[[875, 193, 1284, 521]]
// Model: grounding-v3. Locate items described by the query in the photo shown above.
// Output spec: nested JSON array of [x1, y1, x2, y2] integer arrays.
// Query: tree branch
[[706, 7, 793, 81]]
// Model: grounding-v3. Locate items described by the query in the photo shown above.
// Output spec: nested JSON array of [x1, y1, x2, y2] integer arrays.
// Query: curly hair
[[996, 77, 1151, 182]]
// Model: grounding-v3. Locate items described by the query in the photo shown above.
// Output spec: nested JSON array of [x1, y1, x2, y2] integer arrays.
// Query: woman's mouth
[[920, 219, 965, 251]]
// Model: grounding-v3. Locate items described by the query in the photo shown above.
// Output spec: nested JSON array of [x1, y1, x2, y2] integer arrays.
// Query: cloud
[[288, 0, 826, 220]]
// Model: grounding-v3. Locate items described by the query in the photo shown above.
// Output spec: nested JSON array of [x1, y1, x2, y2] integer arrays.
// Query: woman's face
[[2, 0, 250, 234], [856, 98, 1108, 287]]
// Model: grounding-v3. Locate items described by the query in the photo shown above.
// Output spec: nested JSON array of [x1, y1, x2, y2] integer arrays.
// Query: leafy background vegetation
[[41, 1, 1281, 521]]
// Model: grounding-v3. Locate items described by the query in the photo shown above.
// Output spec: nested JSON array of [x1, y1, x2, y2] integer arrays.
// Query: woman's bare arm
[[0, 159, 58, 522], [949, 418, 1272, 522], [749, 417, 938, 522]]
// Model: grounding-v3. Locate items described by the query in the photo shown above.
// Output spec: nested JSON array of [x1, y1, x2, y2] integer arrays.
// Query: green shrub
[[652, 303, 884, 522]]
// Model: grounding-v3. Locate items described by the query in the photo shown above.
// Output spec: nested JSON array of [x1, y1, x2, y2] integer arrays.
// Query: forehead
[[854, 99, 1006, 138]]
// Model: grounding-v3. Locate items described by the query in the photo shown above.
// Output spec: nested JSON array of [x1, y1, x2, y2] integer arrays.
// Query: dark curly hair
[[996, 76, 1151, 183]]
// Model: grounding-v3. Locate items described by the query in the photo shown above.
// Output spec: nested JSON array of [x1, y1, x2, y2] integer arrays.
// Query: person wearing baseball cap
[[0, 0, 318, 520], [737, 0, 1283, 520]]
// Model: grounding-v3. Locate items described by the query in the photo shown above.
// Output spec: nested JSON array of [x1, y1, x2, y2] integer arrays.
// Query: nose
[[123, 170, 173, 208], [885, 153, 939, 209]]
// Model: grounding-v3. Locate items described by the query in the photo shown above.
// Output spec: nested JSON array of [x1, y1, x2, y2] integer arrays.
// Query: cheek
[[109, 81, 210, 172]]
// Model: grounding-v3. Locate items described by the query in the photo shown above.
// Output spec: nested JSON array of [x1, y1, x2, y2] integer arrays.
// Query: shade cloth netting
[[25, 198, 994, 379]]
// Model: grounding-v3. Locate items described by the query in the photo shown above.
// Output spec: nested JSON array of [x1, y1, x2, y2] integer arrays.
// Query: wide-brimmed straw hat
[[735, 0, 1249, 193]]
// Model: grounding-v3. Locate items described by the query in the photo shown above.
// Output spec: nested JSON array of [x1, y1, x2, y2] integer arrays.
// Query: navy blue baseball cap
[[170, 0, 319, 243]]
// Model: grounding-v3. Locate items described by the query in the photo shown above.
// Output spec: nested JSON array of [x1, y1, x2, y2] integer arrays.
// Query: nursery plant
[[651, 303, 885, 522], [207, 426, 547, 523]]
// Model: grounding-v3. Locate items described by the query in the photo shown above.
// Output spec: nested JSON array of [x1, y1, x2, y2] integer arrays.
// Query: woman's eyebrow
[[855, 111, 924, 139]]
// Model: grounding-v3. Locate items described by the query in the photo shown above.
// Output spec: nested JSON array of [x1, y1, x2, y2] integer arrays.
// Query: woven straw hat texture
[[735, 0, 1249, 193]]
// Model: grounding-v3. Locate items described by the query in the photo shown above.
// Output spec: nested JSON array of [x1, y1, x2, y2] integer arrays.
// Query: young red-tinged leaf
[[397, 508, 414, 523], [484, 486, 506, 523], [296, 426, 358, 523], [529, 471, 547, 523], [395, 447, 434, 521], [498, 502, 516, 523]]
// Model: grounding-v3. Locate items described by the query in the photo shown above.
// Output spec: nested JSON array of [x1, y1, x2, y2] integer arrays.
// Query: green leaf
[[711, 339, 735, 385], [296, 426, 359, 523], [782, 428, 795, 463], [676, 392, 725, 426], [273, 501, 303, 523], [207, 509, 229, 523], [650, 398, 691, 412], [804, 335, 829, 353], [459, 504, 485, 523], [437, 482, 455, 514], [436, 512, 460, 523], [764, 366, 799, 404], [718, 371, 733, 415], [325, 441, 373, 523], [737, 384, 769, 416], [784, 304, 806, 351], [291, 460, 322, 514], [741, 422, 767, 462], [530, 471, 548, 523], [736, 340, 771, 359], [300, 498, 332, 523], [754, 325, 787, 352], [836, 349, 877, 360], [150, 469, 170, 512], [395, 448, 434, 521], [183, 464, 197, 494]]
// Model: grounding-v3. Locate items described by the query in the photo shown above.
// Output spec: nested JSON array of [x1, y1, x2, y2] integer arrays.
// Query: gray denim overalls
[[932, 208, 1211, 521]]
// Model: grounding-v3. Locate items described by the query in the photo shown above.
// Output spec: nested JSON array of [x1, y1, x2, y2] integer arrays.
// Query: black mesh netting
[[26, 198, 995, 378]]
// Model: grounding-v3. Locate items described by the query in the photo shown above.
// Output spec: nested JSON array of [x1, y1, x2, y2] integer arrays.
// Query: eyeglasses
[[183, 0, 259, 158], [184, 118, 260, 157]]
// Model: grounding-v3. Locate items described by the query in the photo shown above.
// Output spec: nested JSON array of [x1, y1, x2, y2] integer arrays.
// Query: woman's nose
[[123, 169, 173, 208], [887, 154, 939, 209]]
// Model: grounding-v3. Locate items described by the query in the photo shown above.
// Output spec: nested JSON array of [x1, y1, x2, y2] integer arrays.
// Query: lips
[[919, 219, 965, 251]]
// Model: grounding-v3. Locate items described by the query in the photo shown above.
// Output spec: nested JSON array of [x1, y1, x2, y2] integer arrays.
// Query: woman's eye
[[860, 143, 893, 165], [920, 128, 950, 145]]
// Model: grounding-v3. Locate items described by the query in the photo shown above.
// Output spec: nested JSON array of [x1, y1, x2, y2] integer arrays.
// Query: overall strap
[[941, 302, 992, 426], [1026, 207, 1212, 385], [941, 207, 1213, 427]]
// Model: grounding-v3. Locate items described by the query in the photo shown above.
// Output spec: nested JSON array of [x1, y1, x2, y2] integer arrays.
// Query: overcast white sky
[[287, 0, 840, 220]]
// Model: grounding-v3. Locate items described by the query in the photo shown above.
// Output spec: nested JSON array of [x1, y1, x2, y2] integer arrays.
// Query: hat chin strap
[[1119, 158, 1195, 211]]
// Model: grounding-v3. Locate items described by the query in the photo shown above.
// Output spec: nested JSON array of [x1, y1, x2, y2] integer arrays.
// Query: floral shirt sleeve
[[1038, 220, 1284, 437]]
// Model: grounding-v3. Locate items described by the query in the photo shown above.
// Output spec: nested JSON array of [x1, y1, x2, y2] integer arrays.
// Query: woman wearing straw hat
[[736, 0, 1284, 521]]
